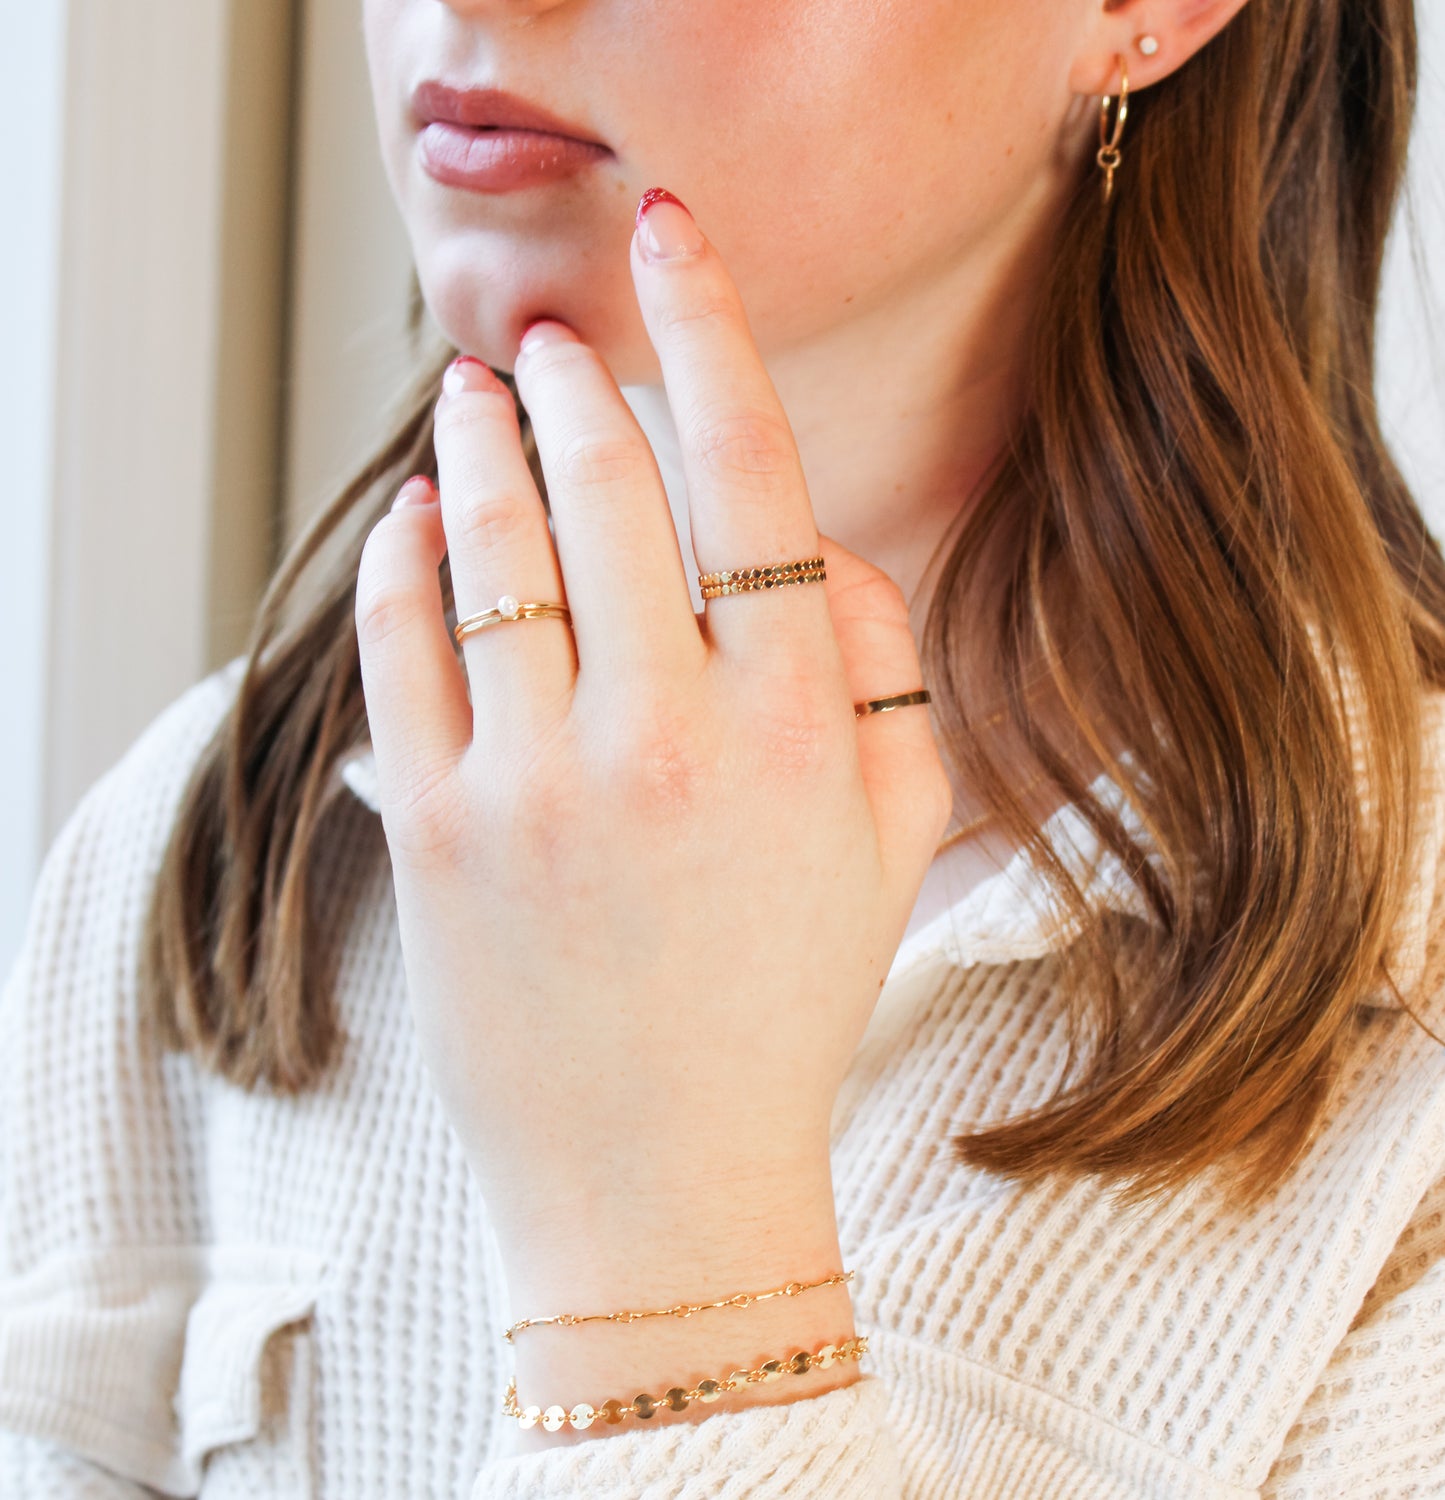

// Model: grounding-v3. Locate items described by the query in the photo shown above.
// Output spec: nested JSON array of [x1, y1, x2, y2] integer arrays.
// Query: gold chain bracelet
[[503, 1268, 854, 1344], [503, 1333, 869, 1431]]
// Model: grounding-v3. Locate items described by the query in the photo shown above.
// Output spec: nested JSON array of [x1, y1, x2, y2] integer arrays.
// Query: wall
[[0, 3, 68, 976], [1379, 2, 1445, 517], [0, 0, 295, 972]]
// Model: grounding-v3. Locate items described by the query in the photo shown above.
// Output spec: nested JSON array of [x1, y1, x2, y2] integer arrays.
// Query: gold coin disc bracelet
[[698, 556, 826, 599], [503, 1268, 853, 1344], [503, 1334, 870, 1431]]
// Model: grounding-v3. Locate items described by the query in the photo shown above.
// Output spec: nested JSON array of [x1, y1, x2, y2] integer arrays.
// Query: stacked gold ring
[[454, 594, 571, 644], [698, 555, 826, 598]]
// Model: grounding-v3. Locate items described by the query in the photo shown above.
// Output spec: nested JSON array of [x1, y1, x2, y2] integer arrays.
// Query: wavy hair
[[142, 0, 1445, 1203]]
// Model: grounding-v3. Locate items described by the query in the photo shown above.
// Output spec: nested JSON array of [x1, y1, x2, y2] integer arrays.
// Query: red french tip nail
[[393, 474, 436, 509], [443, 355, 506, 398], [636, 187, 689, 228]]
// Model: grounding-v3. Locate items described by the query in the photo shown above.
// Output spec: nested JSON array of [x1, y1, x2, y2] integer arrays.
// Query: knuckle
[[355, 553, 425, 652], [687, 406, 796, 488], [551, 430, 649, 493], [500, 760, 563, 829], [495, 762, 585, 877], [661, 283, 738, 335], [452, 486, 533, 554], [383, 769, 470, 869], [355, 591, 417, 651], [748, 660, 838, 777], [607, 699, 706, 821], [834, 567, 909, 620], [757, 706, 835, 779]]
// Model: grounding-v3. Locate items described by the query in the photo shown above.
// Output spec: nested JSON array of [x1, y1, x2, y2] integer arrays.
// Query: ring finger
[[433, 355, 577, 740]]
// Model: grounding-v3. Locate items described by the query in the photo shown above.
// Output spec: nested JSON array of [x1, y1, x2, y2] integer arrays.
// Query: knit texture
[[1, 654, 1443, 1497]]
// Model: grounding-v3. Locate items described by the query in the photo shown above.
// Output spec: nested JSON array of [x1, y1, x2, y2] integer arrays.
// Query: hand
[[353, 190, 954, 1253]]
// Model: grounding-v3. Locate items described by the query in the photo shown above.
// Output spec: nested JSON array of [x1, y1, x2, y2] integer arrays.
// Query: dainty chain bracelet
[[503, 1268, 854, 1344], [503, 1333, 870, 1431]]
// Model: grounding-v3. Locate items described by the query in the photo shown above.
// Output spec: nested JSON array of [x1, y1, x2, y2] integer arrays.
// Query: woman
[[2, 0, 1442, 1492]]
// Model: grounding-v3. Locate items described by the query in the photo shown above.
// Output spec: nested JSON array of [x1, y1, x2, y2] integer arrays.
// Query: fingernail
[[392, 474, 436, 509], [635, 188, 704, 263], [518, 319, 579, 359], [442, 355, 501, 399]]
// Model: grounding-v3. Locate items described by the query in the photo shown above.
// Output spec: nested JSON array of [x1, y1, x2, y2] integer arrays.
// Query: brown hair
[[143, 0, 1445, 1203]]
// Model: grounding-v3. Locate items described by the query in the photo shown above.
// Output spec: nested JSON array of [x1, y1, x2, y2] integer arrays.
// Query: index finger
[[631, 189, 844, 683]]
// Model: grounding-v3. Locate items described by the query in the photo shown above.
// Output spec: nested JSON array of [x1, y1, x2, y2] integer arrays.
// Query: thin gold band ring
[[454, 595, 571, 644], [854, 689, 932, 718]]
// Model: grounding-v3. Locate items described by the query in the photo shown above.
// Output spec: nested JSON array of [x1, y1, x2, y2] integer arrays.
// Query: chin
[[418, 261, 662, 386]]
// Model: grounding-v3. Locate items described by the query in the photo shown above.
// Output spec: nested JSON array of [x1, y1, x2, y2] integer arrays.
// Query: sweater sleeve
[[0, 1432, 160, 1498], [1260, 1169, 1445, 1498], [467, 1157, 1445, 1500], [0, 659, 327, 1498], [468, 1373, 907, 1498]]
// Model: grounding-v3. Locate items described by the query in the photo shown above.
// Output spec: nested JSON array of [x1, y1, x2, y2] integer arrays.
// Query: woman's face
[[362, 0, 1102, 388]]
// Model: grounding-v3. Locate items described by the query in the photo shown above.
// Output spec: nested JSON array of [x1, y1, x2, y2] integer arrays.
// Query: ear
[[1068, 0, 1255, 95]]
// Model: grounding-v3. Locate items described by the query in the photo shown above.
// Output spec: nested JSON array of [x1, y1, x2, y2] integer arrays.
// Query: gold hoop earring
[[1096, 55, 1129, 204]]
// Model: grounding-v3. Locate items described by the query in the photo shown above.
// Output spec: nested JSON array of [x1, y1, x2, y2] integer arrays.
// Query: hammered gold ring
[[454, 594, 572, 645], [854, 689, 932, 718]]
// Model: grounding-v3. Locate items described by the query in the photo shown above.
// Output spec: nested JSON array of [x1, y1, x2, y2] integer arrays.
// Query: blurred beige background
[[1, 0, 1442, 977]]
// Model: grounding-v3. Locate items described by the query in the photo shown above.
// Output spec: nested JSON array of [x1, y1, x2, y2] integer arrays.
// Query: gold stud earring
[[1096, 55, 1129, 205]]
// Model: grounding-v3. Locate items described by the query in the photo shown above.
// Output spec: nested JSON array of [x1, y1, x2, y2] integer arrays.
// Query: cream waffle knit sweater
[[1, 655, 1443, 1498]]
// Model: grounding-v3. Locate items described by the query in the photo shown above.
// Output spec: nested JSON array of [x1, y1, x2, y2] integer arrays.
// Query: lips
[[410, 80, 607, 148]]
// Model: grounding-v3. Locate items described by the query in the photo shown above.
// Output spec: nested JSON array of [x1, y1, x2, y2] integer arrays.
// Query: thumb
[[816, 532, 955, 884]]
